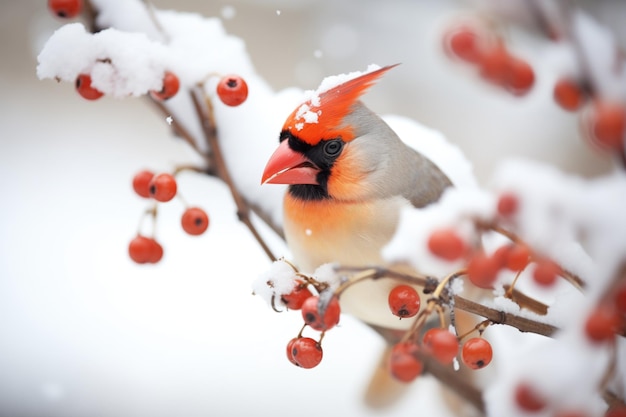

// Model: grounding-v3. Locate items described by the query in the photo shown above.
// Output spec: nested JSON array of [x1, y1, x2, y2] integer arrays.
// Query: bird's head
[[261, 64, 399, 201]]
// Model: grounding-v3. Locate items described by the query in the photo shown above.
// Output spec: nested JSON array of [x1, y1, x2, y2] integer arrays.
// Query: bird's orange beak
[[261, 140, 320, 185]]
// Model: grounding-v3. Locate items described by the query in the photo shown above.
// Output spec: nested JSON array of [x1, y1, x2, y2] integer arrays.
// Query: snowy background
[[0, 0, 623, 416]]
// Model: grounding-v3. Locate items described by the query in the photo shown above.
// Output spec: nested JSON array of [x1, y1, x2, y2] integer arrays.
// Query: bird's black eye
[[323, 139, 343, 157]]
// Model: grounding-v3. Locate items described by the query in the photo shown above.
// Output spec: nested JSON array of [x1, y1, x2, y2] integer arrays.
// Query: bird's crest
[[283, 64, 399, 145]]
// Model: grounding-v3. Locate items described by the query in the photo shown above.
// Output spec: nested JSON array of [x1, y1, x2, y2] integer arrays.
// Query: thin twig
[[453, 295, 557, 337], [189, 86, 277, 262]]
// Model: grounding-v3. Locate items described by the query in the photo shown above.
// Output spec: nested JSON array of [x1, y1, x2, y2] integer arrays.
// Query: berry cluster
[[282, 282, 341, 369], [443, 23, 535, 96], [443, 20, 626, 156], [128, 169, 210, 264]]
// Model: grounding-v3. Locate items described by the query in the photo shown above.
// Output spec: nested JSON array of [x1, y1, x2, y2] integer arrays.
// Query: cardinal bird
[[261, 65, 453, 330]]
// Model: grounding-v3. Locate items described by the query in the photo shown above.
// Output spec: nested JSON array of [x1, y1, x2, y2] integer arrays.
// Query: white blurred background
[[0, 1, 622, 416]]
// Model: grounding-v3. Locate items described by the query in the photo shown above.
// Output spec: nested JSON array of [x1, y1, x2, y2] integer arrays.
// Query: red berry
[[149, 173, 177, 202], [422, 328, 459, 365], [532, 258, 561, 287], [286, 337, 299, 366], [479, 41, 511, 86], [461, 337, 493, 370], [150, 71, 180, 101], [389, 342, 423, 382], [497, 192, 519, 217], [506, 244, 531, 271], [301, 295, 341, 331], [467, 252, 499, 289], [514, 382, 547, 412], [75, 74, 103, 100], [504, 56, 535, 96], [128, 235, 163, 264], [281, 281, 313, 310], [181, 207, 209, 236], [287, 337, 323, 369], [443, 25, 484, 64], [48, 0, 82, 18], [584, 305, 621, 343], [217, 75, 249, 106], [554, 77, 586, 111], [586, 100, 626, 151], [427, 228, 466, 261], [132, 170, 154, 198], [388, 285, 421, 318]]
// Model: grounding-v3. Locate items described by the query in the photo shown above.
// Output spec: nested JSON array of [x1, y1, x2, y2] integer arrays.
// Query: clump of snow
[[251, 259, 299, 309]]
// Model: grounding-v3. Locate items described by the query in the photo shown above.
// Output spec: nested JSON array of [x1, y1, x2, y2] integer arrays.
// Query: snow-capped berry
[[217, 75, 249, 106], [150, 71, 180, 101], [388, 285, 421, 318], [75, 74, 103, 100], [281, 280, 313, 310], [181, 207, 209, 235], [132, 170, 155, 198], [427, 228, 466, 261], [287, 337, 323, 369], [532, 259, 561, 287], [149, 173, 177, 202], [422, 328, 459, 365], [48, 0, 82, 18], [389, 341, 423, 382], [443, 25, 484, 64], [461, 337, 493, 369], [467, 251, 499, 289], [301, 295, 341, 331], [584, 305, 621, 343], [128, 235, 163, 264], [554, 77, 586, 112], [514, 382, 547, 412]]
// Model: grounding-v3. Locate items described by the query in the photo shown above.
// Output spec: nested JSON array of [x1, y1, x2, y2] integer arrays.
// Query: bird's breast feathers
[[283, 193, 409, 272]]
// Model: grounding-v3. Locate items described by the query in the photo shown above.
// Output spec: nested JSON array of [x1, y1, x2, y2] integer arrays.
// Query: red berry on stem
[[422, 328, 459, 365], [389, 342, 423, 382], [217, 75, 249, 106], [532, 258, 561, 287], [554, 77, 586, 112], [506, 244, 531, 271], [281, 281, 313, 310], [514, 382, 547, 412], [301, 295, 341, 331], [467, 252, 499, 289], [48, 0, 82, 18], [427, 228, 466, 261], [132, 170, 155, 198], [388, 285, 421, 318], [497, 192, 519, 217], [149, 173, 177, 202], [128, 235, 163, 264], [181, 207, 209, 236], [587, 100, 626, 151], [584, 305, 620, 343], [461, 337, 493, 369], [287, 337, 323, 369], [150, 71, 180, 101], [443, 25, 484, 64], [76, 74, 104, 101]]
